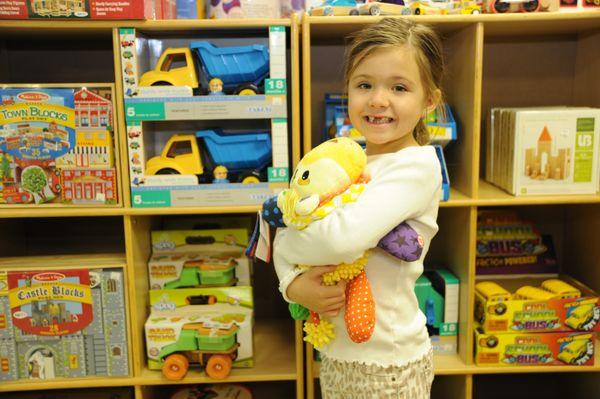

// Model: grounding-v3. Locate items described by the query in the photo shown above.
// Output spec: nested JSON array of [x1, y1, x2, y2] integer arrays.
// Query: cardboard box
[[475, 327, 595, 367], [145, 286, 254, 373], [0, 0, 166, 19], [0, 85, 119, 205], [415, 268, 459, 355], [148, 229, 251, 290], [0, 261, 129, 381], [486, 107, 600, 196], [475, 276, 600, 334], [119, 27, 291, 208]]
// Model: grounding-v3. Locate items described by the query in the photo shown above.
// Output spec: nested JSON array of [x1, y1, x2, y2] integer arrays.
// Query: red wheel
[[205, 354, 232, 379], [162, 353, 189, 380]]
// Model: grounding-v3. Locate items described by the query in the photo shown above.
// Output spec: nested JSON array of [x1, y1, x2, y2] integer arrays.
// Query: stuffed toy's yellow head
[[278, 137, 366, 222]]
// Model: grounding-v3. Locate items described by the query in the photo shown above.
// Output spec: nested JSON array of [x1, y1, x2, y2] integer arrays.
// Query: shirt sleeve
[[275, 149, 441, 266], [273, 228, 304, 303]]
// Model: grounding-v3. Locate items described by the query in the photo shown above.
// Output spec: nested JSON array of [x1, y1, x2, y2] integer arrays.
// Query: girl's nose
[[368, 89, 389, 108]]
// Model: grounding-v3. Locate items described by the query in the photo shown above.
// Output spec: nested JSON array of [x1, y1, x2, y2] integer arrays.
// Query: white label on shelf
[[271, 119, 289, 168], [269, 27, 287, 80]]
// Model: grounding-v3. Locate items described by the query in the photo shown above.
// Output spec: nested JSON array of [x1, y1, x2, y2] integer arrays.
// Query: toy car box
[[0, 0, 175, 20], [119, 28, 291, 208], [149, 229, 251, 290], [145, 286, 254, 374], [415, 268, 459, 355], [0, 85, 120, 206], [475, 275, 600, 334], [475, 327, 595, 367], [0, 255, 129, 381]]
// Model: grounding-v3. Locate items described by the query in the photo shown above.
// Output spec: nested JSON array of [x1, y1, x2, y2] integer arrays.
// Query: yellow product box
[[475, 275, 600, 333], [474, 327, 595, 367]]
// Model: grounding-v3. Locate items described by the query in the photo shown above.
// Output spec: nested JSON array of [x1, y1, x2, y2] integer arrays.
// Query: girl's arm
[[274, 229, 347, 315], [277, 151, 441, 266]]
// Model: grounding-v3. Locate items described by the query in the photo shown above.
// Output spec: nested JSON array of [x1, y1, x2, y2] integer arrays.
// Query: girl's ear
[[425, 89, 442, 114]]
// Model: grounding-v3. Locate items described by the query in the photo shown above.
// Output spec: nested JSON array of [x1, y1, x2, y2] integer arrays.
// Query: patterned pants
[[319, 350, 434, 399]]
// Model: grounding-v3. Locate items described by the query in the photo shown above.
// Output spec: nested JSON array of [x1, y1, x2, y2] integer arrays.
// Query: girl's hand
[[287, 265, 346, 317]]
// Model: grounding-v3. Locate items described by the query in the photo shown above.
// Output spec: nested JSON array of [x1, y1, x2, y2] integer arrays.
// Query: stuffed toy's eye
[[302, 170, 310, 180]]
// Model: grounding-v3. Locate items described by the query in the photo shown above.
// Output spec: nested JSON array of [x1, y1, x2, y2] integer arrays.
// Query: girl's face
[[347, 45, 437, 155]]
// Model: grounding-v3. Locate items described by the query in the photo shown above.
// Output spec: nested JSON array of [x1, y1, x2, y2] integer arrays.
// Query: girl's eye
[[393, 85, 407, 92], [357, 83, 371, 90]]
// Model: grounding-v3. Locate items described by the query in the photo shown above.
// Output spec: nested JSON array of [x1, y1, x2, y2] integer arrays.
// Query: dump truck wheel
[[152, 81, 172, 86], [162, 354, 189, 380], [242, 176, 260, 184], [235, 84, 259, 96], [206, 354, 232, 379], [156, 168, 179, 175]]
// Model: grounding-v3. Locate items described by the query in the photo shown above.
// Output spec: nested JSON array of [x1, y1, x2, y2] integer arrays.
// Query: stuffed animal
[[248, 137, 425, 348]]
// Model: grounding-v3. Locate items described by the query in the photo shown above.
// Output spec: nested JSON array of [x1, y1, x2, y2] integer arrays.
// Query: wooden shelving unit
[[0, 16, 304, 399], [301, 12, 600, 399]]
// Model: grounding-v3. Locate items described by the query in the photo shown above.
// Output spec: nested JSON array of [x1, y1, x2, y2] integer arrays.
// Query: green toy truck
[[160, 322, 240, 380], [163, 257, 238, 289]]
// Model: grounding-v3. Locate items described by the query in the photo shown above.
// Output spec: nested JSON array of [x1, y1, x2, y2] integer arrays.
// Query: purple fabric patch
[[378, 222, 423, 262]]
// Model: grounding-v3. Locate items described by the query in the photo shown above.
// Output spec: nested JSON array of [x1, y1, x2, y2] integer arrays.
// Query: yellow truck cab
[[138, 48, 199, 89], [557, 338, 590, 364], [145, 135, 202, 176]]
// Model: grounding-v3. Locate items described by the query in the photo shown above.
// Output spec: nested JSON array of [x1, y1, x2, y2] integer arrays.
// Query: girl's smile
[[348, 45, 438, 155]]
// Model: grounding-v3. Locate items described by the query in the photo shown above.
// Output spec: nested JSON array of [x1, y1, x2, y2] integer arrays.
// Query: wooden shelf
[[138, 319, 298, 385], [442, 188, 475, 207], [0, 206, 125, 219], [305, 12, 600, 39], [0, 375, 135, 393], [477, 180, 600, 207], [0, 253, 126, 269], [0, 18, 292, 36], [125, 205, 261, 216]]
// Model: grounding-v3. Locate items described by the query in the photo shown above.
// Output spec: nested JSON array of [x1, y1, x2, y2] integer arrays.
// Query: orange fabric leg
[[344, 271, 375, 343]]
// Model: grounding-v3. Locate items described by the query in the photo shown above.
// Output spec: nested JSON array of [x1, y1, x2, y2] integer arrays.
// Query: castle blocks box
[[0, 257, 129, 381]]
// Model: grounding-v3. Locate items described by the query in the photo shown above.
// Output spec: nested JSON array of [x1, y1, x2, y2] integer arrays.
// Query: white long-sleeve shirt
[[273, 145, 442, 367]]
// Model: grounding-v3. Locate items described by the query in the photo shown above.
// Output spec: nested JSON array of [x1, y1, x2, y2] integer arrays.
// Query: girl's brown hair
[[343, 18, 445, 145]]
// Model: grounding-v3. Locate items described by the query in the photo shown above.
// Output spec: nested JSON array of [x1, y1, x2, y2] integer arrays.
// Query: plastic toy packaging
[[208, 0, 281, 18], [281, 0, 306, 16]]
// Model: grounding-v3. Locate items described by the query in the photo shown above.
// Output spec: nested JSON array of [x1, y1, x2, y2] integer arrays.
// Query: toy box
[[149, 229, 251, 289], [208, 0, 281, 18], [475, 276, 600, 334], [0, 85, 120, 206], [476, 210, 559, 276], [0, 257, 129, 381], [119, 28, 290, 208], [486, 107, 600, 196], [145, 286, 253, 379], [474, 327, 595, 367], [0, 0, 175, 20], [415, 268, 459, 355]]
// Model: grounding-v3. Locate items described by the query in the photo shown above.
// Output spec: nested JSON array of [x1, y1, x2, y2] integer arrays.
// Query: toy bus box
[[149, 229, 251, 289], [474, 327, 595, 367], [415, 268, 459, 355], [0, 255, 129, 381], [0, 85, 120, 206], [475, 275, 600, 334], [0, 0, 175, 20], [145, 286, 254, 376]]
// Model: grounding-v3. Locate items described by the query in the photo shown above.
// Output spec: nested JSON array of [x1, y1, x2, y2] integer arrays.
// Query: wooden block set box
[[0, 256, 130, 381], [0, 85, 121, 206]]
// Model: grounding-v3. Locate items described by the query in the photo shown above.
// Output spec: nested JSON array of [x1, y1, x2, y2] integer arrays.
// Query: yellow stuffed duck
[[246, 137, 425, 349], [277, 137, 376, 348]]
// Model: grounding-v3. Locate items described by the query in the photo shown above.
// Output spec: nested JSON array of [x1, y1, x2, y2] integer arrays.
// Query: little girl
[[273, 18, 444, 399]]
